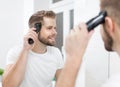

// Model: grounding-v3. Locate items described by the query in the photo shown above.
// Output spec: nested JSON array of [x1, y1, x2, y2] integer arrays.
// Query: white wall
[[34, 0, 49, 12], [23, 0, 34, 34], [0, 0, 24, 68]]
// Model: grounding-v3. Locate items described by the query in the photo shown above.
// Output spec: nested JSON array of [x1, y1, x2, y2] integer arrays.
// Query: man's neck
[[32, 42, 47, 54]]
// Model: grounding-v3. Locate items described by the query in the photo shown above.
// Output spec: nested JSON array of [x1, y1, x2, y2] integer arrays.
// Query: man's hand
[[65, 23, 94, 60], [23, 28, 38, 51]]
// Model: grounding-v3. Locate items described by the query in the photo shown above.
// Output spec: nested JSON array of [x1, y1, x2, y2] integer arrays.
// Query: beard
[[38, 32, 56, 46], [103, 26, 113, 51]]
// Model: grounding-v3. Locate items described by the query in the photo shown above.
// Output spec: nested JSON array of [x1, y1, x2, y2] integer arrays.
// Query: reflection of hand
[[65, 23, 94, 60], [23, 28, 38, 51]]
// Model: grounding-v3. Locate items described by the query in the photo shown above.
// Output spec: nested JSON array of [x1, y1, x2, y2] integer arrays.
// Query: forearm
[[56, 23, 93, 87], [55, 55, 82, 87], [2, 49, 29, 87]]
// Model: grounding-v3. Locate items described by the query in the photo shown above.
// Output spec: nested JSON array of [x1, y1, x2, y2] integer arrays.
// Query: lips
[[49, 37, 55, 41], [48, 35, 56, 41]]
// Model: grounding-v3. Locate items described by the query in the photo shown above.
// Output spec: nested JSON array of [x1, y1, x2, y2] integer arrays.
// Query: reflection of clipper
[[28, 23, 41, 44], [86, 11, 107, 32]]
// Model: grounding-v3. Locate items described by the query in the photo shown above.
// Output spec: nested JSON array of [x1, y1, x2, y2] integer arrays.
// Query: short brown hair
[[100, 0, 120, 25], [28, 10, 56, 28]]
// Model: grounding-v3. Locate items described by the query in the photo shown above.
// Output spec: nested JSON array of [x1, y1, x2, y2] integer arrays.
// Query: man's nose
[[52, 29, 57, 35]]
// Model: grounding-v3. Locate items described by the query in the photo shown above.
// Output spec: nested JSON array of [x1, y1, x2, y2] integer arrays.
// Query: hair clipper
[[28, 23, 41, 44], [86, 11, 107, 32]]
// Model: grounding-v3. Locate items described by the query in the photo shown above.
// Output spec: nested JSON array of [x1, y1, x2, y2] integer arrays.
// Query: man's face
[[38, 17, 57, 46], [100, 24, 113, 51]]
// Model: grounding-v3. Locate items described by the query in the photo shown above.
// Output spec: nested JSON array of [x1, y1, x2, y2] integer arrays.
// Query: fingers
[[73, 22, 94, 36], [65, 22, 94, 57], [67, 22, 94, 47], [28, 28, 38, 39], [24, 28, 38, 44], [23, 28, 39, 50], [79, 23, 94, 39]]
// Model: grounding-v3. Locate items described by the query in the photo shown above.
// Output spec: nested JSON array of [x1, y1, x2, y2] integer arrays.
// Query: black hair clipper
[[28, 23, 41, 44], [86, 11, 107, 32]]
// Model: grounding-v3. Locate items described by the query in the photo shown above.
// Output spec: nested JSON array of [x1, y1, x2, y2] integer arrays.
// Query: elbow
[[2, 76, 8, 87], [2, 76, 17, 87], [2, 76, 10, 87]]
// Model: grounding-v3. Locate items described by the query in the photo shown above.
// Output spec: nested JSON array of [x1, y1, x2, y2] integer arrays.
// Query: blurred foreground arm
[[55, 23, 94, 87]]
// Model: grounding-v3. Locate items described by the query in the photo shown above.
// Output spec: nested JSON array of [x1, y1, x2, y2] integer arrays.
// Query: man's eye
[[54, 27, 56, 30], [48, 28, 52, 30]]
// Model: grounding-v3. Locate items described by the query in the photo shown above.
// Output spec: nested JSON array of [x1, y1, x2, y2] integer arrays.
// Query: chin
[[48, 42, 55, 46], [49, 40, 56, 45]]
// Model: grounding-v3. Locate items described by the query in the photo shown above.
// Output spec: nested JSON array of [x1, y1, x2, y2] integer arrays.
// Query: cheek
[[40, 29, 44, 35], [40, 30, 49, 38]]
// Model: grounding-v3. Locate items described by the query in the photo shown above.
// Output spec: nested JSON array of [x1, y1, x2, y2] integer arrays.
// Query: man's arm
[[2, 49, 29, 87], [55, 56, 82, 87], [55, 69, 62, 82], [2, 28, 38, 87], [55, 23, 94, 87]]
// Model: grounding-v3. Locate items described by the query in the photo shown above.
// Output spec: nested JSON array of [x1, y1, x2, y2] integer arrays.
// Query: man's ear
[[104, 17, 115, 34]]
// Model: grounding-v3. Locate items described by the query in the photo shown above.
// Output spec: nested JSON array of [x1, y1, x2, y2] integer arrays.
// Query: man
[[55, 0, 120, 87], [2, 10, 64, 87]]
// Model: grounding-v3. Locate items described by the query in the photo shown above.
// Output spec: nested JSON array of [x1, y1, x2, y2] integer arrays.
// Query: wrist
[[65, 55, 83, 70], [21, 47, 30, 53]]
